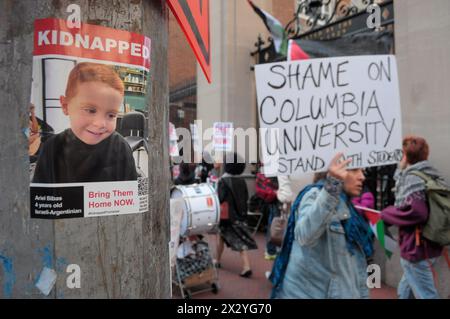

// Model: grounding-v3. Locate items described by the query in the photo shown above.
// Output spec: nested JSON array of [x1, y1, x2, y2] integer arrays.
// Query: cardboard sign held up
[[213, 122, 233, 152], [255, 55, 402, 176]]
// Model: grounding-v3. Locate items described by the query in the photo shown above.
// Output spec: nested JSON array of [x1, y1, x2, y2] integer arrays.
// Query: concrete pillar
[[386, 0, 450, 298], [0, 0, 170, 298]]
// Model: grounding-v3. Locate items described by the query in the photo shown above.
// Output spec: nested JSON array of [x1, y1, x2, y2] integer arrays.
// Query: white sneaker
[[265, 271, 271, 279]]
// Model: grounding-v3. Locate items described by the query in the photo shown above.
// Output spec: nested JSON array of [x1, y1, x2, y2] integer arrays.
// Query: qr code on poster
[[138, 177, 148, 196]]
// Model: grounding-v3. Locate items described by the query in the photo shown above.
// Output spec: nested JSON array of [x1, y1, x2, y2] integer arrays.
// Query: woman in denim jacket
[[272, 153, 374, 299]]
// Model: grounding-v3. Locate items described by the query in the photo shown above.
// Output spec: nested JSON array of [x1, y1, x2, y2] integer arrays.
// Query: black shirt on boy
[[32, 129, 137, 183]]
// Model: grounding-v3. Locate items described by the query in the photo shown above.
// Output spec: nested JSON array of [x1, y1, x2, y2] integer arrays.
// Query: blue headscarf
[[269, 181, 373, 299], [340, 193, 374, 258]]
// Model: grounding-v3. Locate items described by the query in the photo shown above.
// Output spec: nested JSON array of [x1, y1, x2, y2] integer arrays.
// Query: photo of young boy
[[32, 62, 138, 183]]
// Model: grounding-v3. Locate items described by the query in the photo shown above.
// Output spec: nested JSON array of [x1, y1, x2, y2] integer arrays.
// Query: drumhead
[[170, 183, 220, 236]]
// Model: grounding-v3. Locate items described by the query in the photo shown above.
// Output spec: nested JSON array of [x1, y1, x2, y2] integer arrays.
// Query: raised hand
[[327, 153, 352, 181]]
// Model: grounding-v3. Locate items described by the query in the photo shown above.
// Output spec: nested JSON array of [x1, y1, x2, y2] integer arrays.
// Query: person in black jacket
[[174, 162, 196, 185], [215, 152, 257, 278]]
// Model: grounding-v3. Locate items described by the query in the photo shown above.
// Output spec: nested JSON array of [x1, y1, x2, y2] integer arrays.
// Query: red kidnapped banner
[[167, 0, 211, 83], [34, 18, 151, 70]]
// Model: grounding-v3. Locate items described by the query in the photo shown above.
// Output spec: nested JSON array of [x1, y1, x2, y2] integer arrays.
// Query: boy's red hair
[[65, 62, 124, 100]]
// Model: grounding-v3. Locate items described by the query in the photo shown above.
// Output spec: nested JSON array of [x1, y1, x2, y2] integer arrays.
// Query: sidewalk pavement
[[173, 232, 397, 299]]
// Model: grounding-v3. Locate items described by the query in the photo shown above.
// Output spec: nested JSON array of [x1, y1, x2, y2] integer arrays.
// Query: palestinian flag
[[247, 0, 287, 56], [358, 206, 397, 258], [288, 39, 310, 61]]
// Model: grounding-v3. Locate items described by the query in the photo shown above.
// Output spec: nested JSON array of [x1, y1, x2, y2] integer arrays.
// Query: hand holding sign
[[327, 152, 352, 181]]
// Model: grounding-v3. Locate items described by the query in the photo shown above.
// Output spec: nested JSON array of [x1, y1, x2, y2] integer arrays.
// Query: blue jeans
[[265, 204, 279, 255], [398, 257, 440, 299]]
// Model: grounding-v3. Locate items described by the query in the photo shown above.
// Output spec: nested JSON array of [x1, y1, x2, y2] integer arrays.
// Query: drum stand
[[247, 211, 264, 236], [172, 237, 220, 299]]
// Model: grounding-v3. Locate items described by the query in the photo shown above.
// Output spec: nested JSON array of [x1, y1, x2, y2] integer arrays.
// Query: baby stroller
[[173, 236, 219, 299]]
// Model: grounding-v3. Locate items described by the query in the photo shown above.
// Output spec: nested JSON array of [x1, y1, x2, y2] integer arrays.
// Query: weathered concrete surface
[[0, 0, 170, 298], [388, 0, 450, 299]]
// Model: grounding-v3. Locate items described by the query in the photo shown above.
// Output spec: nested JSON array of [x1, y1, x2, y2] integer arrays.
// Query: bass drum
[[171, 183, 220, 237]]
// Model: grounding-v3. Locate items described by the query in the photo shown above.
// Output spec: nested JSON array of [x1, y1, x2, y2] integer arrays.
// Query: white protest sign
[[169, 140, 179, 157], [169, 122, 179, 157], [213, 122, 233, 152], [190, 123, 202, 152], [190, 123, 199, 140], [169, 122, 178, 141], [255, 55, 402, 176]]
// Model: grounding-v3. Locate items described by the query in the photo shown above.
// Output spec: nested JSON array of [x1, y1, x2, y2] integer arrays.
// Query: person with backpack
[[270, 153, 374, 298], [381, 135, 448, 299]]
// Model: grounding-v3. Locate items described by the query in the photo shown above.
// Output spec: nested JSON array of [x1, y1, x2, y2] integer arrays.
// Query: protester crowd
[[170, 135, 449, 299]]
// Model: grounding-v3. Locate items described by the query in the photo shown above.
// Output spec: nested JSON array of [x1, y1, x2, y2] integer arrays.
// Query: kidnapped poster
[[29, 18, 150, 219]]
